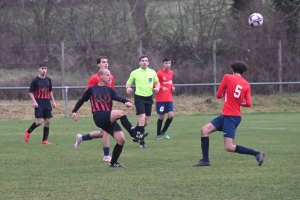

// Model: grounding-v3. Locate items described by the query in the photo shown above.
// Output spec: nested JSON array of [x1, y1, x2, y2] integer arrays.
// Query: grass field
[[1, 113, 300, 200]]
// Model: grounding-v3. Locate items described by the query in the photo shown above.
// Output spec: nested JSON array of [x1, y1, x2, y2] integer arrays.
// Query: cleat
[[156, 135, 162, 140], [140, 144, 147, 148], [256, 151, 265, 166], [24, 129, 31, 142], [103, 156, 112, 162], [41, 140, 52, 145], [162, 132, 170, 139], [193, 159, 211, 167], [130, 128, 139, 143], [74, 134, 83, 150], [136, 131, 149, 139], [131, 137, 139, 143], [109, 162, 125, 168], [134, 132, 149, 142]]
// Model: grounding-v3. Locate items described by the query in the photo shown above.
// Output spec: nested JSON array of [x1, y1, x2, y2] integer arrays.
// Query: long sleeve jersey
[[72, 85, 129, 114], [216, 74, 252, 116]]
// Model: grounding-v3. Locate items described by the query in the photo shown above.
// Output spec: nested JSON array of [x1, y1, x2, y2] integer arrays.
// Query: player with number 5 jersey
[[193, 61, 265, 167], [217, 71, 251, 116]]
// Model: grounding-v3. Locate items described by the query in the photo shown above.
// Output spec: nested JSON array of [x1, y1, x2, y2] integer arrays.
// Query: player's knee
[[201, 126, 209, 137], [117, 137, 125, 145], [44, 119, 50, 126], [36, 119, 43, 126], [168, 112, 174, 119], [117, 110, 126, 118]]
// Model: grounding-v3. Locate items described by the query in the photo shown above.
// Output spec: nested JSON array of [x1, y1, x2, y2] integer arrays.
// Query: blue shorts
[[156, 102, 174, 114], [93, 111, 122, 137], [35, 99, 53, 119], [211, 115, 242, 139]]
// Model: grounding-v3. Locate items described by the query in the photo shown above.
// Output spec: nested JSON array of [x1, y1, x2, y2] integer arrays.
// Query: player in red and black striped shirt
[[24, 62, 56, 145], [194, 61, 265, 167], [74, 56, 115, 163], [72, 69, 147, 168]]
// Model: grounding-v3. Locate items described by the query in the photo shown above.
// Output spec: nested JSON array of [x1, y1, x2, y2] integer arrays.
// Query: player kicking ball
[[72, 69, 147, 168]]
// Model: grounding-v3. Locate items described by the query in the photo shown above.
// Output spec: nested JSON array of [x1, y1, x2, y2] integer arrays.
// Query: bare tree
[[127, 0, 152, 48]]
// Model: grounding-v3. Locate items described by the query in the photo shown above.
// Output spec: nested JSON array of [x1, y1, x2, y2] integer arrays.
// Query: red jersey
[[216, 74, 252, 116], [86, 73, 114, 90], [155, 69, 174, 102]]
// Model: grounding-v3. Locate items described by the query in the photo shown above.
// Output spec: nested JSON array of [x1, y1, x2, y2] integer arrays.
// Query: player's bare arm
[[124, 102, 132, 108], [29, 93, 38, 108], [153, 81, 160, 93], [125, 83, 133, 94], [50, 91, 56, 108], [72, 112, 78, 121]]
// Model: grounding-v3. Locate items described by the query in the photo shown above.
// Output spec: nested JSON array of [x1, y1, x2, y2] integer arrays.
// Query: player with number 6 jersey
[[193, 61, 265, 167], [155, 58, 175, 140]]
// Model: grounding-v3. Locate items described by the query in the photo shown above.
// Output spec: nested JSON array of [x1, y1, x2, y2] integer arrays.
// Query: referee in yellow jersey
[[126, 55, 160, 148]]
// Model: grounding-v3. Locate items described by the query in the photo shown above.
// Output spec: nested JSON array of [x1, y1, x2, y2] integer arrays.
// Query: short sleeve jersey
[[86, 73, 114, 90], [155, 69, 174, 102], [127, 67, 158, 97], [29, 76, 52, 99], [216, 74, 252, 116]]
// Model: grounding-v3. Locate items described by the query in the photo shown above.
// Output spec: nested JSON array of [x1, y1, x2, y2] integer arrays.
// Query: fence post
[[61, 41, 65, 100], [278, 40, 282, 94], [213, 40, 217, 95], [65, 87, 69, 117]]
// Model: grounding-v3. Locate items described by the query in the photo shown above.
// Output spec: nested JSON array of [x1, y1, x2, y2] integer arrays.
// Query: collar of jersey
[[138, 67, 149, 71]]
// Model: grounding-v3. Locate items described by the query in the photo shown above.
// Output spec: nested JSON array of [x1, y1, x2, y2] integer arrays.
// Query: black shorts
[[35, 99, 53, 119], [93, 111, 122, 137], [134, 94, 153, 116]]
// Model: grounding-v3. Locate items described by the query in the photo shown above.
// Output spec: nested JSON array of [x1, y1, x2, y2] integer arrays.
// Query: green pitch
[[1, 113, 299, 200]]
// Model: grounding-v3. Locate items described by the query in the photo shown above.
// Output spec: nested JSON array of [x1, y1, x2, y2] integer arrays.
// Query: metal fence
[[1, 81, 300, 117]]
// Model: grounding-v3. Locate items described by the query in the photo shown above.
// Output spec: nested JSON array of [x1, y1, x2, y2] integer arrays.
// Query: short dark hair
[[139, 55, 148, 62], [163, 58, 170, 62], [231, 61, 248, 74], [96, 56, 108, 64], [39, 62, 47, 67]]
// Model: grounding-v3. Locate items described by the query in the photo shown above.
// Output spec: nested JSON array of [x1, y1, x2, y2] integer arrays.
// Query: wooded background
[[0, 0, 299, 99]]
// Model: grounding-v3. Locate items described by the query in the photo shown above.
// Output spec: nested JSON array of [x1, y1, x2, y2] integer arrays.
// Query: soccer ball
[[248, 13, 263, 27]]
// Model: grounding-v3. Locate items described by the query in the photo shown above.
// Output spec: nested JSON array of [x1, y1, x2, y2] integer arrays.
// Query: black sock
[[110, 143, 123, 165], [157, 119, 163, 136], [201, 137, 209, 162], [235, 145, 259, 156], [162, 118, 173, 133], [139, 139, 145, 145], [28, 122, 38, 133], [120, 115, 135, 137], [42, 126, 49, 141], [134, 123, 139, 132], [137, 126, 145, 133]]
